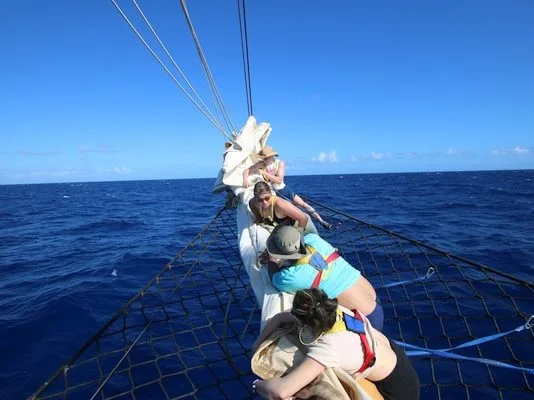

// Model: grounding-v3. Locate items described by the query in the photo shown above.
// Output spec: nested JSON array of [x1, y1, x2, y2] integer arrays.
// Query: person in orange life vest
[[264, 224, 384, 331], [249, 181, 318, 235], [252, 289, 420, 400], [243, 145, 331, 229]]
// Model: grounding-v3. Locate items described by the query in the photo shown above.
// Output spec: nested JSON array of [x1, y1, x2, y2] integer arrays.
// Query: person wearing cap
[[252, 289, 420, 400], [244, 145, 332, 229], [264, 224, 384, 331]]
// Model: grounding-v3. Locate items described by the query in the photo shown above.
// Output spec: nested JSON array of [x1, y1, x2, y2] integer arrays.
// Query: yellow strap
[[259, 193, 277, 222], [295, 245, 316, 265], [327, 309, 347, 334], [295, 245, 338, 286]]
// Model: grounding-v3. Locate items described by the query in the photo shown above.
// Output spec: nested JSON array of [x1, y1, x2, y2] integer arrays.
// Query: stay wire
[[130, 0, 223, 130], [238, 0, 253, 116], [178, 0, 237, 136], [180, 0, 236, 135], [110, 0, 231, 140]]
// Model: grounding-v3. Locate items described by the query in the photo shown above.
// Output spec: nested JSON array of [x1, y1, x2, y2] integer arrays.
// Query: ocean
[[0, 170, 532, 399]]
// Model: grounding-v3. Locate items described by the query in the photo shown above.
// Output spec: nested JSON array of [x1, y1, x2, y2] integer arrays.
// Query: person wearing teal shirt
[[265, 225, 384, 331]]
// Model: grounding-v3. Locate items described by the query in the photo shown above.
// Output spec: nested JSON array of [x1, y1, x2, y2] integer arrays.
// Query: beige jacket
[[251, 322, 384, 400]]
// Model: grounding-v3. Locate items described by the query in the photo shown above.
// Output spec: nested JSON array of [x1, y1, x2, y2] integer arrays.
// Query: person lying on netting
[[252, 288, 420, 400], [261, 224, 384, 331], [243, 145, 332, 229], [249, 181, 318, 236]]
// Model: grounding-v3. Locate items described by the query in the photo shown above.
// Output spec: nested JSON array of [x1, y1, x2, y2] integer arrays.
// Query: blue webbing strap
[[395, 315, 534, 374], [404, 348, 534, 375], [379, 267, 435, 289]]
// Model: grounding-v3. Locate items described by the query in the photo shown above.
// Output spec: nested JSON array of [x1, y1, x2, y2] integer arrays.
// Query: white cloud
[[97, 166, 131, 174], [18, 150, 62, 156], [312, 150, 339, 163], [514, 146, 530, 155], [50, 167, 79, 176], [444, 148, 459, 156], [370, 152, 391, 160], [80, 145, 119, 153], [1, 167, 78, 178], [113, 166, 131, 174], [491, 146, 531, 156]]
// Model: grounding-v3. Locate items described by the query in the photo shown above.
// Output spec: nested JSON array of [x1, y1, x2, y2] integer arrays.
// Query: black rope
[[29, 201, 534, 400], [238, 0, 253, 117]]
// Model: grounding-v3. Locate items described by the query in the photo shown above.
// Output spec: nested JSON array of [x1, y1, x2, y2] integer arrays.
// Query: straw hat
[[258, 145, 279, 159], [266, 225, 308, 260]]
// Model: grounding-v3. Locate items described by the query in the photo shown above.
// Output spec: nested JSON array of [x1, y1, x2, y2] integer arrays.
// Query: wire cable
[[238, 0, 253, 116], [131, 0, 223, 130], [110, 0, 231, 140], [178, 0, 237, 135]]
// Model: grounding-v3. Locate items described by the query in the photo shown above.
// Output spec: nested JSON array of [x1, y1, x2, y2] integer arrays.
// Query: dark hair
[[291, 289, 338, 336], [253, 181, 271, 198]]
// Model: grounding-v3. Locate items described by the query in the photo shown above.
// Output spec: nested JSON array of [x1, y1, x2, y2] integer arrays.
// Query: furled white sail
[[212, 116, 271, 193]]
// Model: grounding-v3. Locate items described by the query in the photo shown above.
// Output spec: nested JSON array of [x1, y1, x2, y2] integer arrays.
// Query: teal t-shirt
[[272, 233, 361, 298]]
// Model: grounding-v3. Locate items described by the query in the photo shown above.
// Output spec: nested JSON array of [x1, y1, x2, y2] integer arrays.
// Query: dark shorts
[[374, 340, 420, 400], [275, 185, 296, 200], [366, 302, 384, 332]]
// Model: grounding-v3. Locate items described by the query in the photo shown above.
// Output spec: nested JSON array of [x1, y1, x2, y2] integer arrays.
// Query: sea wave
[[63, 218, 146, 234]]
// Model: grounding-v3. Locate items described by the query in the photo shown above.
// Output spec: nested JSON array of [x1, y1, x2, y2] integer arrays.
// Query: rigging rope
[[178, 0, 237, 136], [238, 0, 253, 117], [130, 0, 223, 131], [377, 267, 435, 289], [110, 0, 232, 140], [89, 321, 152, 400]]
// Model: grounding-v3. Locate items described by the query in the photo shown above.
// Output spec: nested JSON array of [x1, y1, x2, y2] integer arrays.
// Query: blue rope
[[404, 348, 534, 375], [379, 267, 435, 289], [395, 315, 534, 374]]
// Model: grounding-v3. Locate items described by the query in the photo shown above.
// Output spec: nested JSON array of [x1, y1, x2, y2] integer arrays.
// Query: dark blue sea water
[[0, 170, 532, 399]]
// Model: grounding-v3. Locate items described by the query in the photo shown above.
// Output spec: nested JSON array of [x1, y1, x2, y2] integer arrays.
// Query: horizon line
[[1, 167, 532, 187]]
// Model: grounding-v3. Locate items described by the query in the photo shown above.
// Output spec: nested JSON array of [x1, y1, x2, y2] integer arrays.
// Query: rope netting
[[30, 201, 534, 400]]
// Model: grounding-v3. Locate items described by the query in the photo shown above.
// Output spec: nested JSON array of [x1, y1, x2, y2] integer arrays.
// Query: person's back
[[253, 289, 420, 400], [271, 234, 360, 297], [266, 225, 383, 330]]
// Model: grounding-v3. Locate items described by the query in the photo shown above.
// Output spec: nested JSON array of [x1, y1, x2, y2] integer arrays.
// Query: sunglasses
[[258, 194, 271, 204]]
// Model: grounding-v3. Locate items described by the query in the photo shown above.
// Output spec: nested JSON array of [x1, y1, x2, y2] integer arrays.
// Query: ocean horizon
[[2, 167, 532, 187]]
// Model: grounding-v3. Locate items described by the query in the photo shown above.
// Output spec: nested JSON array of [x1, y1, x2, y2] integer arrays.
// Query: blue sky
[[1, 1, 533, 184]]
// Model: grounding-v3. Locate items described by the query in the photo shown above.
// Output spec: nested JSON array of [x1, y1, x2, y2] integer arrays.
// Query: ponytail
[[291, 288, 338, 336]]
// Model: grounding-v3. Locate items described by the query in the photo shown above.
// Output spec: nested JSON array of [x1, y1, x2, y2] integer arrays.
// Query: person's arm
[[249, 160, 266, 173], [263, 160, 285, 185], [243, 167, 250, 187], [255, 357, 325, 399], [275, 197, 308, 228], [251, 311, 295, 354]]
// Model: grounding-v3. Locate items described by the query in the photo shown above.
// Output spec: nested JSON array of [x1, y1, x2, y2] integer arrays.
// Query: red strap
[[311, 251, 340, 289], [325, 251, 340, 264], [352, 310, 376, 372], [311, 271, 322, 288]]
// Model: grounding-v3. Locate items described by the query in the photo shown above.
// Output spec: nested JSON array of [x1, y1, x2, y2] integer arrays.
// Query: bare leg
[[293, 194, 332, 229]]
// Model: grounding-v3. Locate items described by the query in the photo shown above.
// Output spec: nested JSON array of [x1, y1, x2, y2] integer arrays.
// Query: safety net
[[30, 200, 534, 400]]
